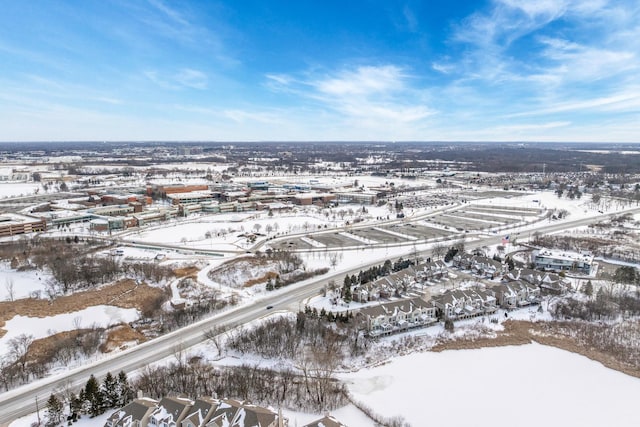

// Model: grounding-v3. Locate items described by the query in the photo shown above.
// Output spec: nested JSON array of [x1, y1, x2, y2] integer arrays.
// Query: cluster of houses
[[105, 395, 347, 427], [351, 259, 448, 302], [357, 262, 570, 337]]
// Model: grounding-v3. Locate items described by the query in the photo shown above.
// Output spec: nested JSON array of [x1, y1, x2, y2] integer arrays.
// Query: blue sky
[[1, 0, 639, 142]]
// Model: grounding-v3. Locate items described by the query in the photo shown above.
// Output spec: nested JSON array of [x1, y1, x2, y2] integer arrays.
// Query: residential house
[[492, 281, 540, 309], [104, 398, 159, 427], [470, 256, 504, 279], [181, 397, 220, 427], [149, 396, 194, 427], [506, 268, 569, 295], [358, 297, 437, 336], [452, 253, 475, 270], [303, 415, 347, 427], [205, 399, 282, 427], [432, 288, 498, 320], [415, 260, 448, 282]]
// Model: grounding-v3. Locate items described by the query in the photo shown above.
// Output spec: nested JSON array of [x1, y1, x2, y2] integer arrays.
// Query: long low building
[[533, 248, 594, 274], [0, 213, 47, 237]]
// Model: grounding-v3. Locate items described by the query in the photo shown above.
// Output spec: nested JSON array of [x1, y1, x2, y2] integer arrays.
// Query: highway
[[1, 207, 638, 424]]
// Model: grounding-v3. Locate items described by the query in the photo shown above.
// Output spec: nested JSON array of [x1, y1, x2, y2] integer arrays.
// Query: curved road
[[1, 207, 638, 424]]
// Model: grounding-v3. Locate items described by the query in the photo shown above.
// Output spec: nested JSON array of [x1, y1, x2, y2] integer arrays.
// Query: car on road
[[266, 305, 274, 310]]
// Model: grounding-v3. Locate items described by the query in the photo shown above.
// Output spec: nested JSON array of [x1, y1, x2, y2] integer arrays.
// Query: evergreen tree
[[102, 372, 119, 410], [45, 393, 64, 427], [343, 275, 350, 287], [343, 282, 352, 304], [83, 374, 104, 417], [117, 371, 134, 407], [68, 392, 82, 421], [584, 281, 594, 297]]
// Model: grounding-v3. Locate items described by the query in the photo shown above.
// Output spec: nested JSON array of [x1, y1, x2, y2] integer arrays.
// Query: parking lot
[[349, 227, 406, 244], [267, 203, 547, 252]]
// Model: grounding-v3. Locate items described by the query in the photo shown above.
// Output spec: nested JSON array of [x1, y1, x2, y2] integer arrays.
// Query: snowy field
[[0, 182, 41, 198], [342, 343, 640, 427], [0, 306, 140, 354], [0, 263, 52, 300]]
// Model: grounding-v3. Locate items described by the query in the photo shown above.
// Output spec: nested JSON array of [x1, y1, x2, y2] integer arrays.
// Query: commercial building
[[533, 248, 594, 274], [0, 214, 47, 237]]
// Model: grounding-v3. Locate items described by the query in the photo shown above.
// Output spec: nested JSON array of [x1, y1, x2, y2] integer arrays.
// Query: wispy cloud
[[145, 68, 209, 90], [146, 0, 190, 27], [175, 68, 208, 89], [268, 65, 434, 128], [439, 0, 640, 127]]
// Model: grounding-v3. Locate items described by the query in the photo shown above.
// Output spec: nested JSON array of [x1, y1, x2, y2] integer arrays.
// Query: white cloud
[[264, 65, 435, 136], [144, 68, 209, 90], [175, 68, 208, 89], [313, 66, 405, 96], [507, 91, 640, 118]]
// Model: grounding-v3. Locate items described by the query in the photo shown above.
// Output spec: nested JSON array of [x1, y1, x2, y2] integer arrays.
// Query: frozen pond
[[342, 343, 640, 426]]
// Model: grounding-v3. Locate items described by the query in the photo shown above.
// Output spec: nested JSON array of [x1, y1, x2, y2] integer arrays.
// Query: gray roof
[[359, 297, 434, 318], [303, 415, 347, 427], [106, 398, 158, 427], [183, 397, 220, 427]]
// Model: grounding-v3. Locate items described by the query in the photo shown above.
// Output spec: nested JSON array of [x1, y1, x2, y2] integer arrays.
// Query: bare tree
[[5, 278, 15, 302], [203, 325, 229, 357], [432, 242, 446, 260], [8, 334, 34, 381], [329, 253, 339, 269]]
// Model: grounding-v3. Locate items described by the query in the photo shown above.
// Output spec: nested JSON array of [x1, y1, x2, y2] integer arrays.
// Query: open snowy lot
[[0, 182, 41, 198], [342, 343, 640, 426]]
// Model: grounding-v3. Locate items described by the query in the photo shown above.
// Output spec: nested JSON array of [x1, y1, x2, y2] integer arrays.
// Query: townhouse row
[[359, 279, 543, 337], [105, 395, 349, 427]]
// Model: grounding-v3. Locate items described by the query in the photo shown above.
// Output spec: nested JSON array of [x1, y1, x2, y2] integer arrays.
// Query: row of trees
[[0, 327, 105, 392], [44, 371, 133, 426], [553, 287, 640, 321], [134, 357, 348, 413], [3, 238, 173, 297]]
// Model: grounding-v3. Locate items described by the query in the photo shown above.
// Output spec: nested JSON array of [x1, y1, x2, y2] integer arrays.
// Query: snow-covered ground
[[0, 306, 140, 354], [0, 182, 41, 198], [341, 343, 640, 427], [0, 263, 52, 300]]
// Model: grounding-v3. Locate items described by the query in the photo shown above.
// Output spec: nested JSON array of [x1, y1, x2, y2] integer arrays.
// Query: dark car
[[266, 305, 274, 310]]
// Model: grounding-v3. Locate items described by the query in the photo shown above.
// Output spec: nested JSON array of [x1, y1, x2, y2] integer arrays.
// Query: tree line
[[44, 371, 133, 427]]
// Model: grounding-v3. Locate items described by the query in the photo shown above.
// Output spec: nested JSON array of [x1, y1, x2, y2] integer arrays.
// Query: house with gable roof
[[470, 256, 504, 278], [506, 268, 569, 295], [105, 398, 159, 427], [205, 399, 282, 427], [149, 396, 194, 427], [303, 414, 347, 427], [492, 281, 540, 309], [415, 259, 448, 282], [358, 297, 437, 336], [108, 397, 283, 427], [181, 397, 220, 427], [432, 288, 497, 320]]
